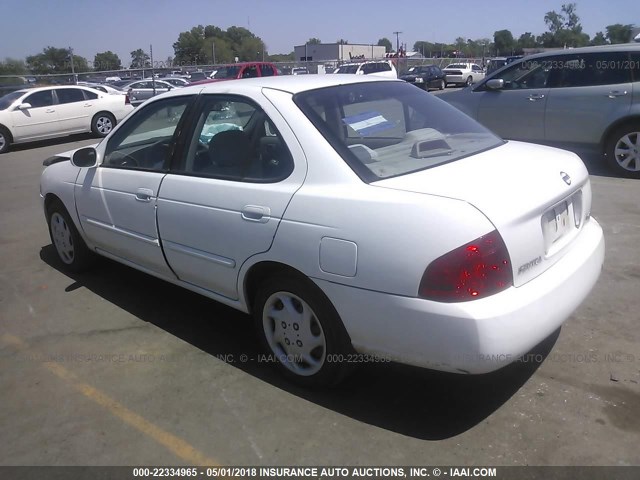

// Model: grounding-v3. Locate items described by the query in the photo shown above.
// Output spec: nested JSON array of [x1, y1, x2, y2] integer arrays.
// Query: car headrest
[[208, 130, 250, 167]]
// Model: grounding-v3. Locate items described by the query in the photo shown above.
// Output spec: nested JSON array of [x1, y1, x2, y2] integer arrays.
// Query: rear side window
[[56, 88, 85, 104], [260, 65, 275, 77], [83, 90, 99, 99], [242, 65, 258, 78], [548, 52, 632, 88]]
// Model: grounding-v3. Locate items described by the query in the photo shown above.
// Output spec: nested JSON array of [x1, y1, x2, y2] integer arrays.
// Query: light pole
[[68, 47, 77, 84], [393, 31, 402, 77]]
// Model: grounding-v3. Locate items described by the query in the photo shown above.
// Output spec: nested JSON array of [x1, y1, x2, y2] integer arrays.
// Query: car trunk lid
[[372, 141, 592, 287]]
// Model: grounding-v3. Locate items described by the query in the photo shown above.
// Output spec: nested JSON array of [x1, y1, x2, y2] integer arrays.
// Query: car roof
[[154, 74, 401, 99], [524, 43, 640, 59], [9, 85, 98, 95]]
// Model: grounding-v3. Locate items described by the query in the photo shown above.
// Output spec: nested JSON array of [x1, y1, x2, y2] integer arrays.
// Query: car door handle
[[527, 94, 545, 101], [83, 103, 93, 107], [607, 90, 628, 98], [135, 188, 154, 202], [45, 109, 56, 113], [241, 205, 270, 223]]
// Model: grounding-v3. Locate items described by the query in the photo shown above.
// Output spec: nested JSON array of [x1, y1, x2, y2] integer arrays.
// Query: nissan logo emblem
[[560, 171, 571, 185]]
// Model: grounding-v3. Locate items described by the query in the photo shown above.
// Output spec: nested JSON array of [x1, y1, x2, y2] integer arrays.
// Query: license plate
[[542, 200, 572, 252]]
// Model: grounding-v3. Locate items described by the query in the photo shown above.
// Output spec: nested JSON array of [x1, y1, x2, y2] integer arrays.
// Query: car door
[[8, 89, 59, 141], [544, 52, 633, 145], [475, 57, 553, 141], [53, 87, 91, 133], [74, 95, 195, 277], [156, 93, 305, 299]]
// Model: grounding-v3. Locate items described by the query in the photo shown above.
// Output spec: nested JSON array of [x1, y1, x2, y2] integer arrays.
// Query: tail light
[[419, 230, 513, 302], [125, 90, 131, 105]]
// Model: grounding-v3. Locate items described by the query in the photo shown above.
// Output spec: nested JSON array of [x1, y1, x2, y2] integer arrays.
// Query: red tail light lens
[[419, 230, 513, 302], [125, 92, 131, 105]]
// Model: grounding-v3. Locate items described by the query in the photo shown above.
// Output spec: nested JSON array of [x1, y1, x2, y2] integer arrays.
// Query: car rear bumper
[[445, 74, 468, 84], [314, 218, 604, 374]]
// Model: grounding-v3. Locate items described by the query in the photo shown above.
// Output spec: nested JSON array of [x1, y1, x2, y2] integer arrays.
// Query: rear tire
[[91, 112, 116, 137], [47, 200, 96, 272], [604, 123, 640, 179], [439, 79, 446, 90], [253, 274, 354, 388], [0, 126, 11, 154], [465, 76, 473, 86]]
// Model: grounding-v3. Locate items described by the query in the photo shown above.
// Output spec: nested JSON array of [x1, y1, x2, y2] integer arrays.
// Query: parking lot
[[0, 133, 638, 467]]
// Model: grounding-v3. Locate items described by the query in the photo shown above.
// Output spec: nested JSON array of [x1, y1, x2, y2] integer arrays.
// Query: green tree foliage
[[517, 32, 538, 51], [93, 51, 122, 71], [0, 58, 27, 75], [26, 47, 89, 74], [606, 24, 633, 44], [377, 37, 392, 53], [590, 32, 608, 46], [130, 49, 150, 69], [541, 3, 589, 47], [336, 39, 349, 45], [493, 30, 515, 55], [306, 38, 322, 45], [173, 25, 267, 65]]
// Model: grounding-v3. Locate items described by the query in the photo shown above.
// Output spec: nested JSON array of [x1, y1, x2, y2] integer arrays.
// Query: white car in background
[[40, 76, 603, 387], [333, 60, 397, 79], [443, 62, 486, 86], [0, 85, 133, 154]]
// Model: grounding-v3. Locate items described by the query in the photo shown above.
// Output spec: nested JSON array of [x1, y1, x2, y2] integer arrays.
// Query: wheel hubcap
[[614, 131, 640, 172], [96, 117, 113, 135], [50, 212, 75, 264], [262, 292, 326, 376], [0, 133, 5, 150]]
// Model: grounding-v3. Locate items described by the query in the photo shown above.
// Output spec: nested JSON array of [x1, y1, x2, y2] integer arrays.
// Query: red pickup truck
[[190, 62, 279, 85]]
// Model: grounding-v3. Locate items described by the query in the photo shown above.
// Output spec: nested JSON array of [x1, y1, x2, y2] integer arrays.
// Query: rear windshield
[[294, 81, 503, 182], [334, 65, 360, 74], [446, 64, 467, 69]]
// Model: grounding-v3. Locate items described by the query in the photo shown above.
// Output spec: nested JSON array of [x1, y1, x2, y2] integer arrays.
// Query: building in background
[[294, 43, 386, 62]]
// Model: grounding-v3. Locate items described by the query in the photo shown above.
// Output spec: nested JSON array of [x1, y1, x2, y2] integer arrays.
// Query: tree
[[0, 58, 27, 75], [306, 38, 322, 45], [94, 51, 121, 71], [336, 39, 349, 45], [172, 26, 205, 64], [517, 32, 538, 51], [606, 24, 633, 44], [130, 49, 150, 69], [377, 37, 392, 53], [493, 30, 515, 55], [542, 3, 589, 48], [590, 32, 608, 46], [26, 47, 89, 74]]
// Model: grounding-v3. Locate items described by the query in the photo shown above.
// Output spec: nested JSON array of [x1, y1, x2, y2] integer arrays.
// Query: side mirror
[[71, 147, 98, 168], [486, 79, 505, 90], [17, 103, 32, 110]]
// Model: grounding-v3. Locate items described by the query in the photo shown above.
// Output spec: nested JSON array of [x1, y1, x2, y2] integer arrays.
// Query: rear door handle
[[83, 103, 93, 107], [528, 94, 545, 101], [607, 90, 628, 98], [45, 109, 56, 113], [241, 205, 270, 223], [135, 188, 154, 202]]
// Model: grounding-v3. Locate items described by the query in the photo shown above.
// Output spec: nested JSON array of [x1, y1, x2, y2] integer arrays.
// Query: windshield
[[214, 66, 241, 79], [293, 82, 503, 182], [334, 65, 360, 74], [0, 91, 25, 110]]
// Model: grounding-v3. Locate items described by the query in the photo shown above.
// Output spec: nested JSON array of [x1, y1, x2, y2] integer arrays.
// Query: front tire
[[604, 123, 640, 178], [439, 79, 446, 90], [0, 126, 11, 154], [91, 112, 116, 137], [253, 275, 353, 387], [47, 200, 96, 272]]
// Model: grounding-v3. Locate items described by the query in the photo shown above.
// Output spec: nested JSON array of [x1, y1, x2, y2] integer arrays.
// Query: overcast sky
[[1, 0, 637, 65]]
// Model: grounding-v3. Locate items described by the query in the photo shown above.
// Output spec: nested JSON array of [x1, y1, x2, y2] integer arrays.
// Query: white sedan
[[40, 75, 604, 387], [0, 86, 133, 153], [443, 62, 486, 86]]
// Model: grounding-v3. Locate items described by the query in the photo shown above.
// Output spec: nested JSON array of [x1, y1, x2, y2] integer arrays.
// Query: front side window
[[488, 57, 555, 89], [103, 96, 193, 170], [24, 90, 53, 108], [56, 88, 85, 104], [294, 82, 503, 181], [214, 66, 241, 79], [177, 96, 293, 182], [242, 65, 258, 78], [260, 65, 275, 77]]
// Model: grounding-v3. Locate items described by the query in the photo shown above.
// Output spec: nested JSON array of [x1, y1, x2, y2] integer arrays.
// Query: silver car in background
[[119, 79, 177, 106], [439, 44, 640, 178]]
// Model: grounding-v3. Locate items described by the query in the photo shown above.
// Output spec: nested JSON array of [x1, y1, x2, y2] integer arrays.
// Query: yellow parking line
[[2, 334, 219, 466]]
